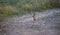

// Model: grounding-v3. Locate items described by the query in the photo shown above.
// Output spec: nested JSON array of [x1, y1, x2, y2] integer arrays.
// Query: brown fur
[[33, 15, 38, 21]]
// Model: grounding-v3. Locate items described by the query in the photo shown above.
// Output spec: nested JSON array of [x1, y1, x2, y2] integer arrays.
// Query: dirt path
[[0, 9, 60, 35]]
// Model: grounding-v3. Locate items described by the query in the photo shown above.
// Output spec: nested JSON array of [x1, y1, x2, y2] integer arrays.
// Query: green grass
[[0, 0, 60, 20]]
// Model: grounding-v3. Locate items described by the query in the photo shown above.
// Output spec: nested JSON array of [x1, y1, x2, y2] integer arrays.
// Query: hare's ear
[[34, 13, 35, 16], [33, 12, 35, 16]]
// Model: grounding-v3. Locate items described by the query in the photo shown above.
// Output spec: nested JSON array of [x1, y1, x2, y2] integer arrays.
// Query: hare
[[32, 13, 38, 25]]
